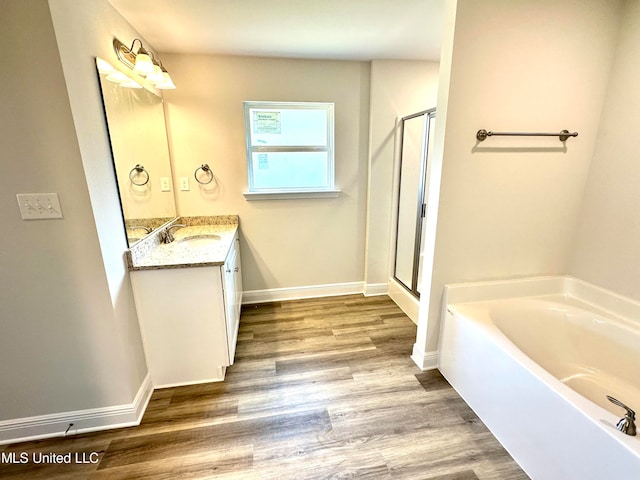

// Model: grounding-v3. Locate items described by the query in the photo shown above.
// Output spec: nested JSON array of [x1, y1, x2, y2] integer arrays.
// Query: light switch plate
[[179, 177, 190, 191], [17, 193, 63, 220], [160, 177, 172, 192]]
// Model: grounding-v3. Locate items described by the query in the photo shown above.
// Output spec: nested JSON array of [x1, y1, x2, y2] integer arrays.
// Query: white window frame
[[242, 101, 340, 200]]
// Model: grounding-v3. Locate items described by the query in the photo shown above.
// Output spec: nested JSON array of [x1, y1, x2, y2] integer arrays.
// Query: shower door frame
[[392, 108, 436, 299]]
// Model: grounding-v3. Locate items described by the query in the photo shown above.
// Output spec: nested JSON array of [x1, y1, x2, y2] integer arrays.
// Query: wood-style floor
[[0, 295, 529, 479]]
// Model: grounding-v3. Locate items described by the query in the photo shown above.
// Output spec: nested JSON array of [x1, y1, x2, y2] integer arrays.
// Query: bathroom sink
[[177, 234, 222, 247]]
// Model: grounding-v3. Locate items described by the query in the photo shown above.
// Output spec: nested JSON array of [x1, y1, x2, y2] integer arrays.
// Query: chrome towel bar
[[476, 129, 578, 142]]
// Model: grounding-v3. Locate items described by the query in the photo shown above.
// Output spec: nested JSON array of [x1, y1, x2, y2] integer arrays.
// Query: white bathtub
[[438, 276, 640, 480]]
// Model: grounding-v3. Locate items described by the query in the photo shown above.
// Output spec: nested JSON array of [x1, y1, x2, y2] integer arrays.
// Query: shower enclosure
[[393, 108, 436, 298]]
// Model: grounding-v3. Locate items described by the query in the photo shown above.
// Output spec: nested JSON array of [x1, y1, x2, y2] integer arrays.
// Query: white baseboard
[[153, 367, 226, 389], [411, 344, 439, 371], [242, 281, 365, 304], [387, 279, 419, 324], [0, 374, 153, 445], [363, 283, 388, 297]]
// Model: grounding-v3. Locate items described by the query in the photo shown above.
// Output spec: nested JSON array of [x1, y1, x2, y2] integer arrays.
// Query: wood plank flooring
[[0, 295, 529, 479]]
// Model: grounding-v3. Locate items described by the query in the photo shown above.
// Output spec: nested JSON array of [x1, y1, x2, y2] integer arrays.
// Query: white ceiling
[[108, 0, 444, 61]]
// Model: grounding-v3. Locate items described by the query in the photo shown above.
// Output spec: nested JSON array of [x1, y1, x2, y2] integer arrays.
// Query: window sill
[[243, 190, 341, 201]]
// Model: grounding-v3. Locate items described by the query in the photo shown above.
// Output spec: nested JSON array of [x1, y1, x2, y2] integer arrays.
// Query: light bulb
[[133, 50, 155, 76], [146, 64, 164, 85], [155, 71, 176, 90]]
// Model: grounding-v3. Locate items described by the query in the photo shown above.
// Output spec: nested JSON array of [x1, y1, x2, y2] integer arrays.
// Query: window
[[243, 101, 338, 199]]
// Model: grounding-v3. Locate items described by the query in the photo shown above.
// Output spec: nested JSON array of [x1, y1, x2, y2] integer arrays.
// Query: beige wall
[[48, 0, 151, 405], [0, 0, 147, 422], [163, 54, 371, 292], [416, 0, 622, 356], [570, 0, 640, 300], [365, 60, 439, 292]]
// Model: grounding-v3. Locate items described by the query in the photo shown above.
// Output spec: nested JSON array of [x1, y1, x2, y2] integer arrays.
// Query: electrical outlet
[[17, 193, 63, 220], [179, 177, 190, 191], [160, 177, 172, 192]]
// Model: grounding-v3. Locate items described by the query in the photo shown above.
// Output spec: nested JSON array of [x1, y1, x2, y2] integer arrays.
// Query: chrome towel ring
[[194, 164, 214, 185], [129, 164, 150, 186]]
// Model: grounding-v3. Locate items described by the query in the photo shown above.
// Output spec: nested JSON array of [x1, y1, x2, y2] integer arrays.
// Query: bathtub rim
[[442, 275, 640, 327]]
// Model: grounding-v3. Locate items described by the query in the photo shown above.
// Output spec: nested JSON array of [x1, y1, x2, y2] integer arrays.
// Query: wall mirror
[[95, 58, 176, 246], [394, 108, 436, 298]]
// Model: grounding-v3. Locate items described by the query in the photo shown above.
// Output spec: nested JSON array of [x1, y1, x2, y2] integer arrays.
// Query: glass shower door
[[393, 108, 435, 298]]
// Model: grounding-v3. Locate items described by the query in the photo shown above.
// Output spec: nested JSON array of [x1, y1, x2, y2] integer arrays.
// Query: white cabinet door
[[131, 266, 228, 387], [233, 236, 243, 316], [222, 233, 241, 364]]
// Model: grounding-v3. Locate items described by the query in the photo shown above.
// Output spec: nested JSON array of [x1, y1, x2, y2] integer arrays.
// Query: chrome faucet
[[606, 395, 636, 436], [162, 224, 187, 244], [127, 225, 152, 234]]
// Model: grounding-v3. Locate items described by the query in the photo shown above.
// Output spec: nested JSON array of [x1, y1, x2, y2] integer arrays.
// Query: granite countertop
[[126, 216, 239, 271]]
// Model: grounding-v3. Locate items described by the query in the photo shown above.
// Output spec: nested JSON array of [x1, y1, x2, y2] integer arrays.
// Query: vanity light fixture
[[113, 38, 176, 90]]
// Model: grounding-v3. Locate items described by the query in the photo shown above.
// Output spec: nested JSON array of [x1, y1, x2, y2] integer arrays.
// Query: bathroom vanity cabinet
[[130, 231, 242, 387]]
